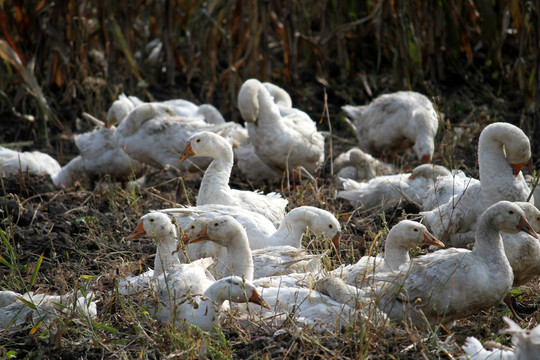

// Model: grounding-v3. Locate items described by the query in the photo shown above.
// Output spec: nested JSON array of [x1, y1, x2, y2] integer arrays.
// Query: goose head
[[515, 202, 540, 233], [237, 79, 263, 123], [128, 212, 177, 246], [179, 131, 231, 163], [186, 215, 247, 249], [408, 164, 450, 180], [387, 220, 444, 250], [209, 276, 270, 309], [481, 201, 538, 238], [288, 207, 342, 247]]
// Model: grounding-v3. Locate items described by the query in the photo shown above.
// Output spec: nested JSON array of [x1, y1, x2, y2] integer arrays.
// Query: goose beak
[[249, 289, 270, 309], [422, 230, 444, 248], [178, 142, 195, 164], [421, 154, 431, 164], [331, 232, 341, 248], [518, 214, 538, 238], [186, 225, 210, 244], [128, 221, 146, 240], [510, 162, 525, 176]]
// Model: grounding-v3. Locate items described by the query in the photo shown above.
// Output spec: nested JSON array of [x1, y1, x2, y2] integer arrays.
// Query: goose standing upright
[[373, 201, 537, 329], [342, 91, 439, 163], [421, 122, 533, 247], [237, 79, 325, 174], [179, 131, 288, 225]]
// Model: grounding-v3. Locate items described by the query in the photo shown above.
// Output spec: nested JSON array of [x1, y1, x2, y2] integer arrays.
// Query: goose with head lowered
[[421, 122, 533, 248], [342, 91, 439, 163], [237, 79, 325, 175], [179, 131, 288, 225], [372, 201, 537, 330]]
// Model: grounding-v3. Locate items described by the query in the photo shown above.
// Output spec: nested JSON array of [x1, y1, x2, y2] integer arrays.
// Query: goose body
[[342, 91, 439, 163], [53, 125, 148, 187], [0, 290, 96, 332], [421, 122, 532, 248], [179, 131, 288, 225], [373, 201, 537, 328], [0, 146, 61, 179], [237, 79, 325, 174], [337, 164, 451, 210], [331, 220, 443, 286]]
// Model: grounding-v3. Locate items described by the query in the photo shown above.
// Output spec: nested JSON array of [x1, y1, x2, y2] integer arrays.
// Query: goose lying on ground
[[115, 103, 244, 173], [342, 91, 439, 163], [0, 290, 96, 332], [160, 205, 341, 251], [331, 220, 443, 286], [372, 201, 537, 329], [183, 216, 326, 280], [53, 125, 148, 187], [334, 148, 396, 180], [337, 164, 451, 210], [421, 122, 533, 248], [0, 146, 61, 179], [461, 316, 540, 360], [179, 131, 288, 225], [237, 79, 325, 174]]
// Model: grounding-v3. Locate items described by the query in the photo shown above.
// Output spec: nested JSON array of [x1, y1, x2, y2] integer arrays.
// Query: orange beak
[[510, 162, 526, 176], [422, 230, 444, 248], [249, 289, 270, 309], [178, 142, 195, 164], [421, 154, 431, 164], [186, 225, 210, 244], [517, 214, 538, 239], [128, 221, 146, 240], [331, 232, 341, 248]]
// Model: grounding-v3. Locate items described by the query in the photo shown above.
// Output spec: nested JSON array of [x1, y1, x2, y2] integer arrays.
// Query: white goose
[[179, 131, 288, 225], [373, 201, 537, 329], [342, 91, 439, 163], [421, 122, 533, 248], [0, 290, 96, 332], [160, 205, 341, 251], [0, 146, 61, 179], [461, 316, 540, 360], [115, 103, 244, 172], [118, 212, 269, 331], [337, 164, 451, 210], [331, 220, 443, 286], [334, 147, 396, 181], [237, 79, 325, 174], [53, 125, 148, 187], [184, 216, 327, 280], [502, 202, 540, 287]]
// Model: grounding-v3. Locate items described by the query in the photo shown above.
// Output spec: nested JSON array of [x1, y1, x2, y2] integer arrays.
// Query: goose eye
[[150, 218, 154, 222], [328, 224, 333, 229], [214, 223, 218, 227], [509, 210, 514, 215], [196, 138, 201, 143], [414, 228, 418, 232]]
